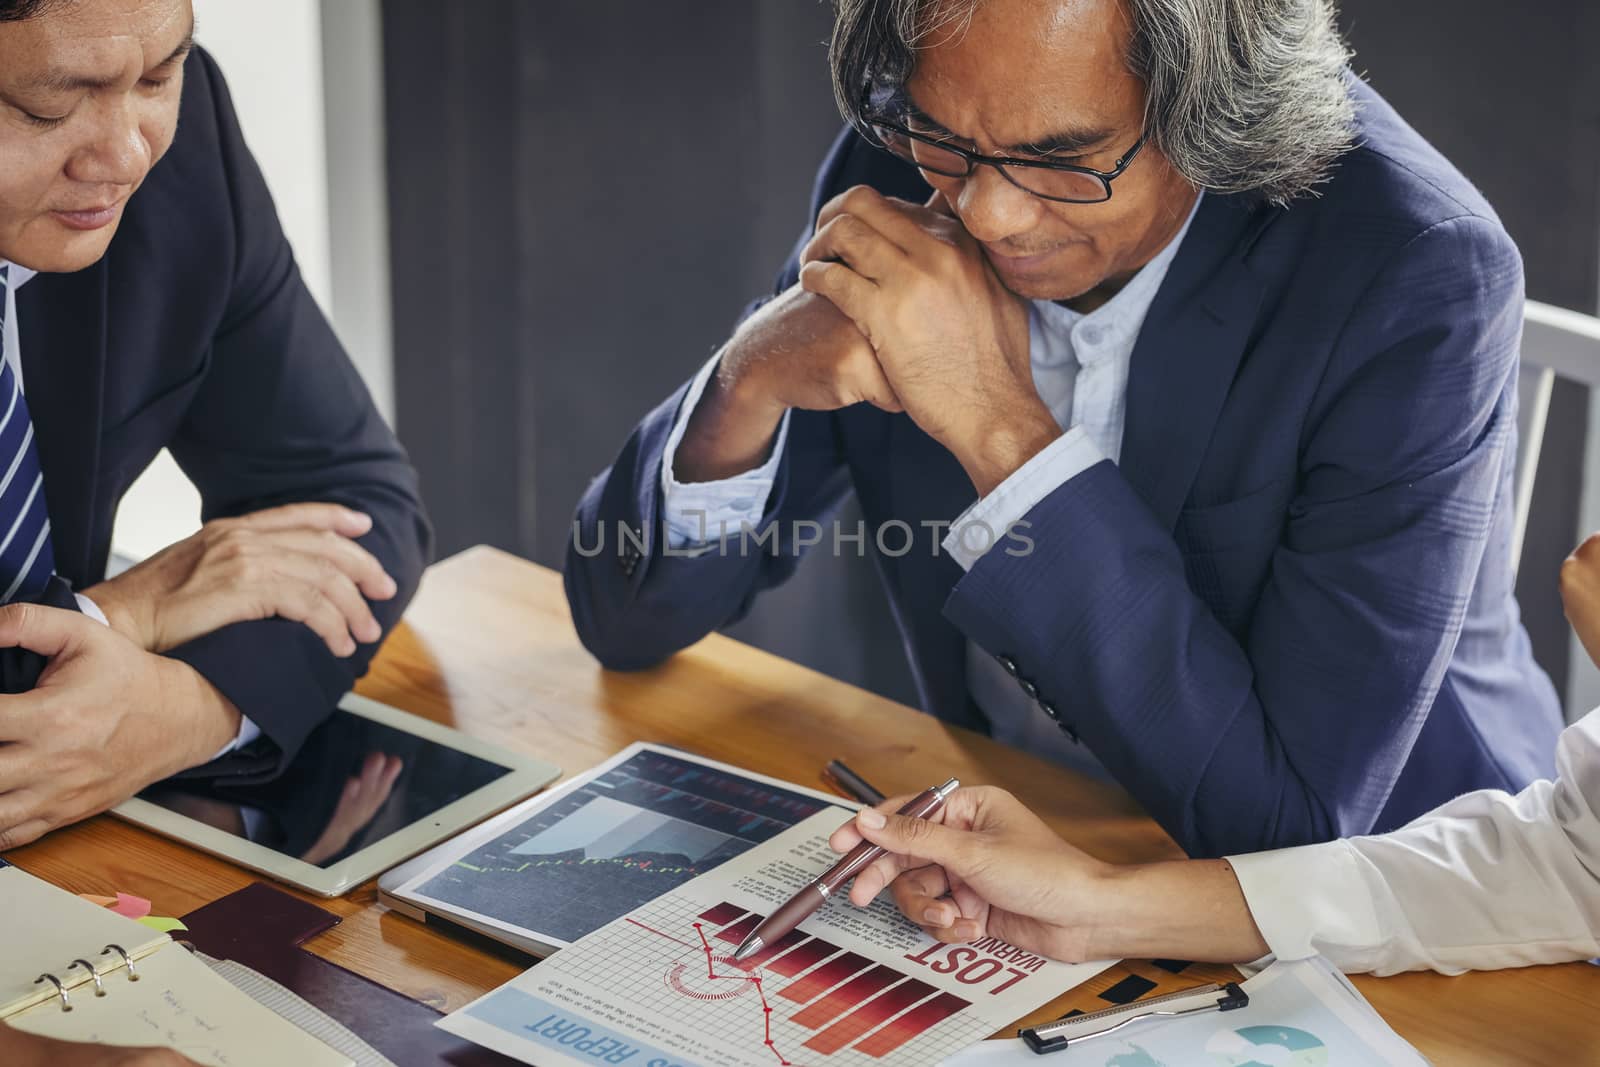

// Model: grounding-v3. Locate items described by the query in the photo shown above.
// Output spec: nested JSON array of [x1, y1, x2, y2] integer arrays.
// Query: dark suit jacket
[[12, 48, 432, 773], [565, 77, 1564, 857]]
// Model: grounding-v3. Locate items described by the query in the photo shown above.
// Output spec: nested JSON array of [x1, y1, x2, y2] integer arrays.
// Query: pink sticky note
[[78, 894, 117, 908], [111, 892, 152, 920]]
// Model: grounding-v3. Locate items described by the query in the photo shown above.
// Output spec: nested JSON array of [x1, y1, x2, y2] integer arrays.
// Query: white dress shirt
[[660, 195, 1202, 772], [1, 259, 258, 755], [1230, 706, 1600, 976]]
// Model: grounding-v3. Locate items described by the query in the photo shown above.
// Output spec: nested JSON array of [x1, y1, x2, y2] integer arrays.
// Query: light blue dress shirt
[[660, 194, 1202, 771]]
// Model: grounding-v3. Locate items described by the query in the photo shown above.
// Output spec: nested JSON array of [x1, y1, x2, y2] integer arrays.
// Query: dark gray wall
[[384, 0, 1600, 708], [382, 0, 918, 702]]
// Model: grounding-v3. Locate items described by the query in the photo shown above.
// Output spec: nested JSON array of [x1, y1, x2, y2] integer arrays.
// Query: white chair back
[[1516, 300, 1600, 719], [1515, 302, 1600, 569]]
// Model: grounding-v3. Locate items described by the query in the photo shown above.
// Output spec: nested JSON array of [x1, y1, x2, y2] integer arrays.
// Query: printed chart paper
[[439, 810, 1111, 1066]]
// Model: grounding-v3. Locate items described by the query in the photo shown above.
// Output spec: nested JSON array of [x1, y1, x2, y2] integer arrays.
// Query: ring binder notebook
[[1, 862, 355, 1067], [29, 943, 151, 1014]]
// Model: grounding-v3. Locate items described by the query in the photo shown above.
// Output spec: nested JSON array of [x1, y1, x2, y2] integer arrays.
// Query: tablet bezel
[[112, 693, 560, 898], [378, 741, 851, 957]]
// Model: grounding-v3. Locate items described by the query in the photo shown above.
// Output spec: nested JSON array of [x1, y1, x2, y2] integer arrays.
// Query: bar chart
[[597, 893, 981, 1064]]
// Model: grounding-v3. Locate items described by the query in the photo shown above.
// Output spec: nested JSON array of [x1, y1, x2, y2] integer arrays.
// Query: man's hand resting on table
[[84, 503, 397, 659], [0, 605, 242, 849]]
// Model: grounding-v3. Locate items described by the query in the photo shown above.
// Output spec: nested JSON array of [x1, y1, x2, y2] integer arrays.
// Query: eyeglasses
[[863, 114, 1149, 205]]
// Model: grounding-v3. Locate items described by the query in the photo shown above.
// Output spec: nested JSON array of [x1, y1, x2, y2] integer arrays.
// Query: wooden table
[[11, 547, 1600, 1064]]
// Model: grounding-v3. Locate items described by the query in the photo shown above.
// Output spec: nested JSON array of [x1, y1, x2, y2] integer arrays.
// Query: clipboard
[[1019, 981, 1249, 1053]]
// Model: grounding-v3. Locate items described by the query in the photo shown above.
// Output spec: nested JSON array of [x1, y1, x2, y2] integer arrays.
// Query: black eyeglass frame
[[861, 112, 1150, 205]]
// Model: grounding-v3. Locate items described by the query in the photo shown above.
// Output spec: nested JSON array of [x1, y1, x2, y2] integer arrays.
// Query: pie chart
[[1205, 1024, 1330, 1066]]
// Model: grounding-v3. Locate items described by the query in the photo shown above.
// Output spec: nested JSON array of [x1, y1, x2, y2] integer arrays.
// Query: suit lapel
[[16, 261, 108, 582], [1119, 195, 1275, 530]]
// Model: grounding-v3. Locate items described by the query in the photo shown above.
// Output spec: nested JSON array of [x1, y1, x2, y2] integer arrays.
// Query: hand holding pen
[[732, 778, 959, 961]]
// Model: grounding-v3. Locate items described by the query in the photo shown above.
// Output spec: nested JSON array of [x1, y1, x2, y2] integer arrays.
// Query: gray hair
[[830, 0, 1357, 204]]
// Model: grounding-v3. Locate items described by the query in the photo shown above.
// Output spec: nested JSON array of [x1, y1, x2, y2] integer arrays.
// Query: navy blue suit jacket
[[10, 49, 431, 775], [565, 79, 1562, 857]]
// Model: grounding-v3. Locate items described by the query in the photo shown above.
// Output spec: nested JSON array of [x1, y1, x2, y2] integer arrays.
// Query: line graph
[[611, 897, 975, 1064], [692, 922, 790, 1065]]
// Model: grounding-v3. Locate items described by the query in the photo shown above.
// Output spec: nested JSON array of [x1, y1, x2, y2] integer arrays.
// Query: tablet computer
[[378, 742, 849, 956], [112, 693, 561, 897]]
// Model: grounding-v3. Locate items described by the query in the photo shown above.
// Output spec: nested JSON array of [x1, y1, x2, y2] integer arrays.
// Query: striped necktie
[[0, 264, 57, 602]]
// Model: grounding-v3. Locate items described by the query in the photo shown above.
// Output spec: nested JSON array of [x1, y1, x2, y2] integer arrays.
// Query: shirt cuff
[[659, 349, 790, 551], [77, 594, 261, 760], [75, 593, 109, 625], [209, 715, 263, 761], [1226, 843, 1387, 966], [942, 427, 1103, 570]]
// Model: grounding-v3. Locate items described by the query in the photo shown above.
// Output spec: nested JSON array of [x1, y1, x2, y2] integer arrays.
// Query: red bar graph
[[713, 911, 764, 947], [697, 902, 747, 927], [733, 928, 808, 971], [778, 951, 873, 1004], [790, 965, 902, 1028], [853, 991, 970, 1057], [763, 936, 839, 978], [802, 979, 937, 1055]]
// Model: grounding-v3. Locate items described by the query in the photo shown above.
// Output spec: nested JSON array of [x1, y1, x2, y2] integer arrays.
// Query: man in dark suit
[[566, 0, 1564, 857], [0, 0, 429, 860]]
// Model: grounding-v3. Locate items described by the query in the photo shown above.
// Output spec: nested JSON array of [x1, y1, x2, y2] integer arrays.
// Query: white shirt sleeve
[[1228, 707, 1600, 976], [941, 427, 1105, 570], [77, 592, 263, 760], [660, 350, 791, 550]]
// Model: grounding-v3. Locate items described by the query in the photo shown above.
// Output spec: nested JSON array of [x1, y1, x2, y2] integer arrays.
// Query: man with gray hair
[[567, 0, 1562, 857]]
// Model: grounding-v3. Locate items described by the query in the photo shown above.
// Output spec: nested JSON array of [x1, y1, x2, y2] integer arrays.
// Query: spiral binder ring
[[68, 958, 106, 996], [34, 972, 71, 1012], [101, 943, 139, 981]]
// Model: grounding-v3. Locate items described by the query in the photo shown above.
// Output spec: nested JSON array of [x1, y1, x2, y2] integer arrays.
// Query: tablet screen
[[136, 707, 515, 869], [409, 748, 838, 944]]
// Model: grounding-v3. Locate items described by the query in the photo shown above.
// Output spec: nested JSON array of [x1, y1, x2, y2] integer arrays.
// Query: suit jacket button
[[997, 655, 1018, 676], [1039, 701, 1059, 720], [1019, 679, 1039, 700]]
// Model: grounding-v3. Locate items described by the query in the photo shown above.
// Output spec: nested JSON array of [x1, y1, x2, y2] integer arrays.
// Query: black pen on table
[[822, 759, 887, 806], [731, 776, 959, 962]]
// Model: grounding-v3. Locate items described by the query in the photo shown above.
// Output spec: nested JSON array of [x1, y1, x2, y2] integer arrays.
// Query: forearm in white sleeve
[[1229, 708, 1600, 976], [660, 350, 790, 550]]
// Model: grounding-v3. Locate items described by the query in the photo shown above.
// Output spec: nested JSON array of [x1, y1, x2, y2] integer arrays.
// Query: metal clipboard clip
[[1019, 981, 1249, 1054]]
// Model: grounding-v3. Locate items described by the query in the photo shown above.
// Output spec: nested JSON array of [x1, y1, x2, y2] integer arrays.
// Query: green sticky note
[[137, 915, 189, 933]]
